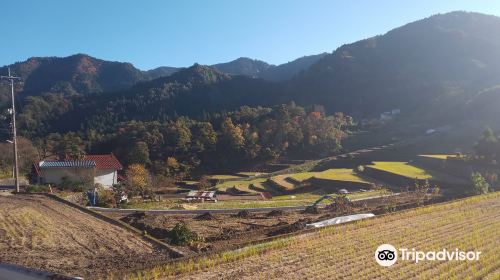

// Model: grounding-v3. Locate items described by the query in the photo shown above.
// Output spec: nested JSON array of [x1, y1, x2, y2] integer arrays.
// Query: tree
[[220, 117, 244, 151], [125, 164, 151, 197], [197, 175, 212, 190], [128, 141, 150, 165], [0, 137, 39, 175], [471, 172, 489, 195], [475, 127, 498, 159], [191, 122, 217, 153]]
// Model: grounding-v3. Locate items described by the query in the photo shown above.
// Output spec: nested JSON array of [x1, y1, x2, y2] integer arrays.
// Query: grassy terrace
[[209, 175, 244, 180], [288, 168, 368, 183], [128, 192, 500, 279], [367, 161, 433, 179], [215, 168, 370, 194], [419, 154, 460, 159], [123, 190, 384, 210], [367, 161, 468, 185], [214, 178, 268, 193]]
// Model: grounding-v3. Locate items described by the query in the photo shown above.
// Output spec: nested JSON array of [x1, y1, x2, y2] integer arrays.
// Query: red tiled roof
[[84, 154, 123, 170]]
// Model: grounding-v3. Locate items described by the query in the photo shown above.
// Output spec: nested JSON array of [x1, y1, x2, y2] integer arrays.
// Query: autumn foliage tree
[[125, 164, 151, 198]]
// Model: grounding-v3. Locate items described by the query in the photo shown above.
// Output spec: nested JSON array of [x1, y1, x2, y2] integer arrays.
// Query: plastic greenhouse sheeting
[[306, 213, 375, 229]]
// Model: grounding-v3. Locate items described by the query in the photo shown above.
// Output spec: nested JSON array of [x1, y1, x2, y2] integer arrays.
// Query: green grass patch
[[288, 168, 368, 183], [368, 161, 432, 179], [236, 172, 267, 177], [419, 154, 459, 160], [209, 175, 244, 180]]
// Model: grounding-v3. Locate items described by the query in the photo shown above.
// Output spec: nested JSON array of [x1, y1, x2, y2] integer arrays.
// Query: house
[[83, 154, 123, 187], [34, 154, 123, 188]]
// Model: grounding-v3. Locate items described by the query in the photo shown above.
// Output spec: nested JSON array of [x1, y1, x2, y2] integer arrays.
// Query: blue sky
[[2, 0, 500, 70]]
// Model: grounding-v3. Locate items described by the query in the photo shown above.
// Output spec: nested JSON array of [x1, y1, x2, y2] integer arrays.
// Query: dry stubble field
[[0, 194, 171, 278], [134, 192, 500, 280]]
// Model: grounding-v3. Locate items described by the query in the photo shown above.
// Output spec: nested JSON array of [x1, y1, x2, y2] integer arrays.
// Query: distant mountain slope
[[259, 53, 328, 81], [0, 54, 145, 97], [9, 11, 500, 136], [144, 66, 182, 80], [212, 57, 274, 77], [290, 11, 500, 122], [43, 64, 280, 134]]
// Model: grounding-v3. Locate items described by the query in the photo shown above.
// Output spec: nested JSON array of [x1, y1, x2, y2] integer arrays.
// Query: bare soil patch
[[112, 193, 423, 255], [0, 195, 171, 279]]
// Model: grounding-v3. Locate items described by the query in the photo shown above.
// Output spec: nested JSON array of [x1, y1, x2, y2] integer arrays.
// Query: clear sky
[[2, 0, 500, 70]]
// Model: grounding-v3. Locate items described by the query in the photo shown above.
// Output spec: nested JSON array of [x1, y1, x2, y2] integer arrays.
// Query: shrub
[[96, 187, 116, 207], [471, 172, 489, 195], [170, 222, 200, 245], [59, 176, 84, 192], [26, 184, 50, 193]]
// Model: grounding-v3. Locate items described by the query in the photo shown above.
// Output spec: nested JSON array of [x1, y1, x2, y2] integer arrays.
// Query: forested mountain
[[259, 53, 328, 81], [289, 11, 500, 123], [0, 54, 145, 97], [144, 66, 183, 80], [17, 64, 282, 138], [212, 57, 274, 77], [5, 11, 500, 147], [4, 11, 500, 177]]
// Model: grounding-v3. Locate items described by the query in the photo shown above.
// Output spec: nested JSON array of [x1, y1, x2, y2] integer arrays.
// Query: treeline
[[32, 103, 353, 179]]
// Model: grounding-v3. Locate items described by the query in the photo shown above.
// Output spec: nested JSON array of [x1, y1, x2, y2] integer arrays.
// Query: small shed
[[185, 191, 217, 202]]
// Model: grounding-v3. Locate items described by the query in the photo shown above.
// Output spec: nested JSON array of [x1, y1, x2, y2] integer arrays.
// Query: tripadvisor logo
[[375, 244, 481, 267], [375, 244, 398, 267]]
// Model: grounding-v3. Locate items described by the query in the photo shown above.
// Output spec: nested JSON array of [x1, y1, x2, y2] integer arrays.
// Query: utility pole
[[1, 68, 21, 192]]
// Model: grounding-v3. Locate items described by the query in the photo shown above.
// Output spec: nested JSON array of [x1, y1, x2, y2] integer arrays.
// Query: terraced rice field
[[209, 174, 244, 180], [368, 161, 433, 179], [419, 154, 459, 160], [215, 178, 268, 193], [133, 192, 500, 279], [288, 168, 368, 183], [269, 175, 296, 190], [367, 161, 467, 185]]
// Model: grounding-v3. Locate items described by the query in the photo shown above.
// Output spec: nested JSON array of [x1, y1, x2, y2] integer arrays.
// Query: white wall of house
[[40, 168, 94, 187], [94, 169, 118, 187]]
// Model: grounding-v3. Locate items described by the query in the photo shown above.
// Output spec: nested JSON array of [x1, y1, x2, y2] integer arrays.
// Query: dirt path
[[0, 195, 171, 279]]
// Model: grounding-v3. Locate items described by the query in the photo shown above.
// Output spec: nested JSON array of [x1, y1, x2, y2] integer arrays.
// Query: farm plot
[[0, 194, 171, 278], [115, 192, 421, 257], [367, 161, 433, 179], [134, 192, 500, 279], [214, 178, 269, 193], [365, 161, 468, 187], [288, 168, 368, 183]]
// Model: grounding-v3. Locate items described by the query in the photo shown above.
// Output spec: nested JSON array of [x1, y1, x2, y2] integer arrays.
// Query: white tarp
[[306, 213, 375, 229]]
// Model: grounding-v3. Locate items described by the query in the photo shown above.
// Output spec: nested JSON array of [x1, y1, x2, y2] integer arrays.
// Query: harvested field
[[215, 178, 268, 194], [0, 194, 171, 279], [133, 192, 500, 279], [269, 175, 296, 190]]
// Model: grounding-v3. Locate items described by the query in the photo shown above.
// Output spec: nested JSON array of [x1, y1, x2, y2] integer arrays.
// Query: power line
[[1, 68, 21, 192]]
